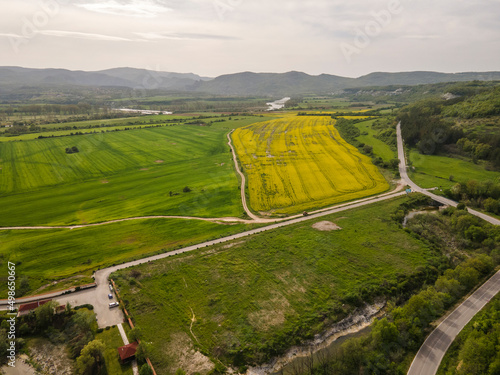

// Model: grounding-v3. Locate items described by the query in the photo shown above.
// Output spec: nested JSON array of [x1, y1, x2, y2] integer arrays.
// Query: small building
[[118, 342, 139, 363], [17, 299, 65, 317], [17, 299, 52, 317]]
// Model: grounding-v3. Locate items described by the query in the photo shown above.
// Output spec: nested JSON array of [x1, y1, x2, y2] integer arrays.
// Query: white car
[[109, 284, 113, 291], [109, 302, 119, 308]]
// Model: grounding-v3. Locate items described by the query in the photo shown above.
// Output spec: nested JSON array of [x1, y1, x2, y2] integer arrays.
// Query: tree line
[[397, 86, 500, 169], [293, 197, 500, 375]]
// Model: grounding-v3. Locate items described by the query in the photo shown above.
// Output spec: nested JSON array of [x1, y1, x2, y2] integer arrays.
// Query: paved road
[[397, 122, 500, 375], [0, 188, 406, 327], [407, 270, 500, 375], [397, 123, 500, 226]]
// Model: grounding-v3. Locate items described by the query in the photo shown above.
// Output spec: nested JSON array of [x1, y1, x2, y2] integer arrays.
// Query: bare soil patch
[[248, 294, 293, 332], [29, 338, 73, 375], [155, 160, 164, 163], [312, 221, 342, 231], [164, 332, 214, 374], [100, 180, 109, 184], [222, 240, 245, 250]]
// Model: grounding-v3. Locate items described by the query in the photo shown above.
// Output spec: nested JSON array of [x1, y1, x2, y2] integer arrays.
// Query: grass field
[[409, 150, 500, 189], [0, 117, 271, 226], [112, 197, 439, 373], [232, 115, 389, 215], [354, 119, 396, 161], [0, 218, 251, 297]]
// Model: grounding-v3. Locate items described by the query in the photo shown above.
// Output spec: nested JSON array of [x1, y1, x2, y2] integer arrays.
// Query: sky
[[0, 0, 499, 78]]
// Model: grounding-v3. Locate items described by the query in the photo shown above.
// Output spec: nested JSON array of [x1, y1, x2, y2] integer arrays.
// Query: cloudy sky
[[0, 0, 499, 77]]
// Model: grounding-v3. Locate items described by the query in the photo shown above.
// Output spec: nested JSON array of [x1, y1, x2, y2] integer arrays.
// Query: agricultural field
[[0, 114, 273, 141], [232, 115, 389, 215], [112, 197, 441, 373], [0, 218, 251, 297], [408, 150, 500, 189], [0, 116, 271, 226]]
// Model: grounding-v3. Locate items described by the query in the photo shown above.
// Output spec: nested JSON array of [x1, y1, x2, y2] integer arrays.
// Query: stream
[[247, 302, 385, 375]]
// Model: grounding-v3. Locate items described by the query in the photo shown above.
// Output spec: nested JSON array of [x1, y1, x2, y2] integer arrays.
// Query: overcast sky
[[0, 0, 499, 77]]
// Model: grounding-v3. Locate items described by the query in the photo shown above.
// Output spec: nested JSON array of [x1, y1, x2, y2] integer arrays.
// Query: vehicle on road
[[109, 302, 119, 308], [108, 294, 113, 299], [109, 284, 113, 291]]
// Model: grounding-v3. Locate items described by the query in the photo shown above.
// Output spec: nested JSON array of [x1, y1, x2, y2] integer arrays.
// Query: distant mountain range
[[1, 66, 500, 96]]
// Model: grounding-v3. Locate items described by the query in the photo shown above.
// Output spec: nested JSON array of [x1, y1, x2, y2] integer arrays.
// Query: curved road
[[397, 123, 500, 226], [396, 122, 500, 375], [226, 129, 262, 221]]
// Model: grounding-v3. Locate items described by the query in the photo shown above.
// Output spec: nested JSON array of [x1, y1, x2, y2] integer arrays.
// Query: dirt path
[[226, 129, 263, 221], [0, 215, 269, 231]]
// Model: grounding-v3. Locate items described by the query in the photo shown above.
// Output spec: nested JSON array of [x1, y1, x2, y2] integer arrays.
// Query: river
[[266, 97, 291, 111]]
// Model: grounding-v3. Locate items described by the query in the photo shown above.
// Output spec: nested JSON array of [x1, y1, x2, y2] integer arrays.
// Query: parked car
[[109, 284, 113, 291], [108, 294, 113, 299], [109, 302, 119, 308]]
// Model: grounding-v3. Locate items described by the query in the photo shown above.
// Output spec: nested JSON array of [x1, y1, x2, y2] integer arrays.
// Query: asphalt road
[[397, 123, 500, 226], [397, 122, 500, 375], [407, 270, 500, 375]]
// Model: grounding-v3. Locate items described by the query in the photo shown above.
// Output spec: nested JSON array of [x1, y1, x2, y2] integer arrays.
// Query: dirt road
[[226, 130, 264, 221]]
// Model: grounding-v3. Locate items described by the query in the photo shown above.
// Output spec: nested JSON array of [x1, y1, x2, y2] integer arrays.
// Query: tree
[[140, 364, 154, 375], [183, 186, 191, 193], [128, 326, 143, 342], [135, 342, 151, 363], [362, 144, 373, 154], [17, 276, 30, 297], [35, 301, 58, 330], [72, 146, 79, 153], [75, 339, 105, 375]]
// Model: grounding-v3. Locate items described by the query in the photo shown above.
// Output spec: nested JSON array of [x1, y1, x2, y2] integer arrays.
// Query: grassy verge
[[112, 196, 441, 373]]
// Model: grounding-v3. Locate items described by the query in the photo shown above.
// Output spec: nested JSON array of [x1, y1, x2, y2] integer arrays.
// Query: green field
[[0, 218, 251, 297], [409, 150, 500, 189], [0, 114, 272, 141], [0, 123, 167, 142], [112, 197, 439, 373], [354, 119, 396, 161], [0, 117, 271, 226]]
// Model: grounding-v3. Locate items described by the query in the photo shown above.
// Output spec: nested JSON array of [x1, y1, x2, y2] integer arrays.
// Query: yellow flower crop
[[232, 115, 389, 215]]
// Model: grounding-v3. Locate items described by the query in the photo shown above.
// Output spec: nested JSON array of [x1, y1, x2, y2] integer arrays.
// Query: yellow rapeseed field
[[232, 115, 389, 215]]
